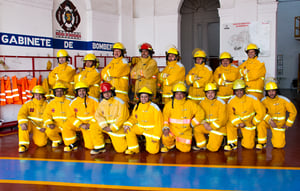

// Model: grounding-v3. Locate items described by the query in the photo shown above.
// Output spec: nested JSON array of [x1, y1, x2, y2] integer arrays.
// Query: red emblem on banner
[[51, 109, 55, 113]]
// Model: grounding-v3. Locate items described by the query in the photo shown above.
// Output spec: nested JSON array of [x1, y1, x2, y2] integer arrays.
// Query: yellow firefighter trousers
[[227, 123, 256, 149], [257, 120, 286, 148], [162, 132, 192, 152], [103, 129, 127, 153], [18, 122, 48, 149], [126, 125, 160, 154], [193, 125, 226, 152]]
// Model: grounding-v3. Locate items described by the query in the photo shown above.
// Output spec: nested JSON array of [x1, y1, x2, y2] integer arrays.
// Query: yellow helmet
[[265, 82, 278, 90], [112, 42, 125, 50], [138, 87, 152, 95], [172, 82, 187, 92], [204, 83, 218, 91], [233, 79, 246, 90], [167, 47, 179, 55], [56, 49, 69, 58], [219, 52, 232, 60], [32, 85, 46, 94], [194, 50, 206, 58], [246, 43, 259, 51], [83, 53, 97, 62], [53, 82, 67, 90], [75, 82, 89, 90]]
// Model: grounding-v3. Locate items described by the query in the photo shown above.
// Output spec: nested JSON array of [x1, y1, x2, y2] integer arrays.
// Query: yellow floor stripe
[[1, 157, 300, 170]]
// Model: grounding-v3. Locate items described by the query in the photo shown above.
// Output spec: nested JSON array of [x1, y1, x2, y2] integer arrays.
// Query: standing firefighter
[[159, 47, 185, 104], [124, 87, 163, 154], [186, 49, 213, 102], [43, 82, 71, 148], [48, 49, 76, 99], [193, 83, 227, 152], [131, 43, 159, 103], [224, 79, 265, 151], [257, 81, 297, 149], [161, 82, 205, 152], [74, 53, 101, 100], [213, 52, 239, 102], [239, 44, 266, 100], [65, 82, 105, 153], [95, 82, 129, 153], [18, 85, 48, 152], [101, 42, 130, 103]]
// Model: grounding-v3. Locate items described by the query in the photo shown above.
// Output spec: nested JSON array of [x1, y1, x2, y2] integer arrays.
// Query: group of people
[[17, 42, 297, 155]]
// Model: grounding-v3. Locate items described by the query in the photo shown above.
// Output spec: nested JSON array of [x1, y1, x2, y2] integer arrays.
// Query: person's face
[[140, 93, 150, 104], [103, 91, 112, 99], [267, 90, 277, 99], [168, 54, 177, 61], [235, 89, 244, 98], [174, 92, 185, 100], [34, 93, 43, 100], [55, 89, 64, 97], [141, 50, 149, 58], [58, 57, 67, 64], [85, 60, 94, 68], [113, 49, 122, 58], [221, 59, 230, 67], [195, 57, 204, 64], [78, 89, 87, 98], [247, 49, 256, 59], [206, 90, 216, 100]]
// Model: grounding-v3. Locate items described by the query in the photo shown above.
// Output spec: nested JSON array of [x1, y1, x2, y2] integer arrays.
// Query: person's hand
[[124, 125, 131, 133], [103, 126, 112, 132], [48, 124, 55, 129], [20, 123, 28, 130], [162, 73, 169, 78], [80, 123, 90, 130], [203, 122, 212, 131], [282, 124, 289, 129], [107, 76, 112, 81], [40, 128, 46, 133], [163, 128, 170, 137], [239, 123, 245, 128], [269, 119, 277, 128]]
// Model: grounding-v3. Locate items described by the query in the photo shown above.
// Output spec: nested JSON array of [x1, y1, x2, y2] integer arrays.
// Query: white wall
[[277, 0, 300, 88]]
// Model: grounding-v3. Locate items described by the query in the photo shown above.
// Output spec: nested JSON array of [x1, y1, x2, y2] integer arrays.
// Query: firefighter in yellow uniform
[[43, 82, 72, 148], [131, 43, 159, 103], [18, 85, 48, 152], [257, 81, 297, 149], [239, 44, 266, 100], [124, 87, 163, 154], [213, 52, 239, 103], [95, 82, 129, 153], [193, 83, 227, 152], [48, 49, 76, 99], [74, 53, 101, 100], [224, 79, 266, 151], [186, 49, 213, 102], [161, 82, 205, 152], [101, 42, 130, 103], [65, 82, 105, 154], [159, 47, 185, 104]]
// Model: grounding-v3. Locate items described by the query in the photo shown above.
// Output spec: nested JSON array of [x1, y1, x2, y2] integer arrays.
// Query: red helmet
[[140, 43, 154, 53], [100, 82, 113, 93]]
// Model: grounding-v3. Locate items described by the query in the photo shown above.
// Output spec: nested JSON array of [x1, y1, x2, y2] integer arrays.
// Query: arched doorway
[[180, 0, 220, 72]]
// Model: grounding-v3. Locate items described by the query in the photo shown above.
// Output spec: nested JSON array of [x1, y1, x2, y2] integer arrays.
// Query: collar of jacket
[[54, 95, 66, 102], [247, 56, 258, 61], [195, 63, 205, 68], [32, 98, 45, 105], [204, 97, 217, 104], [267, 95, 279, 101], [167, 60, 177, 66], [173, 98, 186, 105], [112, 56, 123, 63], [84, 66, 95, 71], [140, 56, 151, 64]]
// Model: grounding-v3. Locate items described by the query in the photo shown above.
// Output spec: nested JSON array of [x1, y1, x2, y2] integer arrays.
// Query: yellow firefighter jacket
[[213, 64, 239, 101], [48, 62, 76, 99], [227, 94, 266, 129], [131, 57, 159, 99], [239, 57, 266, 95], [74, 66, 101, 99], [43, 95, 71, 128], [159, 61, 185, 102], [101, 57, 130, 102], [186, 63, 213, 101], [163, 98, 205, 140], [18, 98, 47, 130], [124, 101, 163, 141], [95, 96, 129, 133], [261, 95, 297, 128]]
